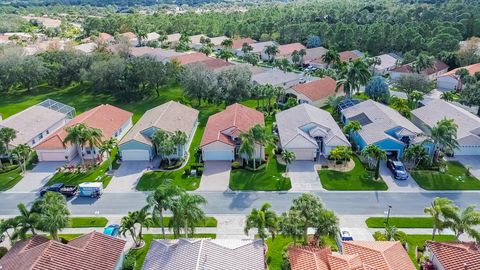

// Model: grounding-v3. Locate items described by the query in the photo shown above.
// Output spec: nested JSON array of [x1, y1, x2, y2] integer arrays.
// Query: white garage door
[[289, 148, 315, 161], [203, 150, 233, 161], [122, 150, 150, 161], [455, 146, 480, 156], [38, 151, 67, 162]]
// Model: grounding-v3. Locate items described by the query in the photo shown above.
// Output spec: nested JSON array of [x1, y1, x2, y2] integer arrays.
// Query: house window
[[38, 133, 43, 139], [46, 130, 49, 135], [32, 139, 35, 144]]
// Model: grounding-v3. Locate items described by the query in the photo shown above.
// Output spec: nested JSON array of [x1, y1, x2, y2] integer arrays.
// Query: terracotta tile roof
[[328, 253, 364, 270], [311, 50, 360, 65], [442, 63, 480, 77], [35, 104, 132, 150], [278, 43, 306, 56], [170, 52, 211, 65], [198, 58, 235, 71], [342, 241, 416, 270], [288, 246, 332, 270], [121, 31, 137, 40], [0, 232, 126, 270], [98, 32, 114, 42], [390, 60, 449, 75], [201, 103, 264, 147], [426, 241, 480, 269], [232, 38, 257, 49], [291, 76, 340, 102]]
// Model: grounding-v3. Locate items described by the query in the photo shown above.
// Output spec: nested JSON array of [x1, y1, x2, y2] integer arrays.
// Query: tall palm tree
[[11, 144, 32, 174], [63, 123, 89, 165], [407, 90, 424, 109], [282, 150, 295, 176], [443, 205, 480, 241], [343, 120, 362, 137], [429, 118, 459, 161], [10, 203, 40, 240], [37, 192, 70, 241], [221, 38, 233, 48], [290, 193, 325, 245], [336, 59, 371, 97], [120, 206, 153, 247], [0, 127, 17, 164], [321, 47, 340, 68], [99, 138, 117, 171], [424, 197, 458, 240], [251, 124, 274, 158], [85, 127, 103, 161], [413, 53, 435, 74], [0, 141, 5, 169], [239, 131, 256, 169], [291, 50, 300, 66], [241, 42, 253, 54], [361, 145, 387, 180], [170, 193, 207, 238], [298, 48, 307, 66], [171, 131, 188, 157], [278, 210, 303, 244], [313, 208, 339, 246], [147, 182, 184, 239], [244, 203, 278, 241], [404, 144, 429, 169], [218, 49, 234, 62], [264, 44, 279, 62]]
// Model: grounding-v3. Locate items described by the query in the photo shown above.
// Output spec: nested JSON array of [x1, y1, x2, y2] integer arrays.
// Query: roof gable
[[291, 76, 339, 102]]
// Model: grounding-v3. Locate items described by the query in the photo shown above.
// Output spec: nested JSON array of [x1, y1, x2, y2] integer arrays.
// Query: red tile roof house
[[260, 42, 306, 61], [289, 241, 416, 270], [168, 53, 234, 71], [286, 76, 343, 107], [311, 50, 363, 68], [232, 37, 257, 50], [389, 60, 449, 81], [200, 103, 264, 161], [97, 32, 115, 44], [436, 63, 480, 91], [35, 104, 133, 162], [0, 232, 126, 270], [426, 241, 480, 270]]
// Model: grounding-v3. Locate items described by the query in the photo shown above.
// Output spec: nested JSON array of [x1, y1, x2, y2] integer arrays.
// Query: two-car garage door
[[202, 150, 234, 161], [287, 148, 315, 161], [121, 150, 150, 161], [454, 146, 480, 156]]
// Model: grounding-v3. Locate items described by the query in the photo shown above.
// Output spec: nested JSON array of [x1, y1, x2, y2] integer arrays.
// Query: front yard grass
[[152, 216, 217, 227], [318, 156, 388, 190], [365, 217, 433, 228], [47, 157, 113, 188], [0, 167, 23, 191], [405, 234, 455, 268], [411, 161, 480, 190], [67, 217, 109, 228]]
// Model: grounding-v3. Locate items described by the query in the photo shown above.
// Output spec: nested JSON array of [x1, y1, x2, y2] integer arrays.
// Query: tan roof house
[[426, 241, 480, 270], [437, 63, 480, 91], [119, 101, 199, 161]]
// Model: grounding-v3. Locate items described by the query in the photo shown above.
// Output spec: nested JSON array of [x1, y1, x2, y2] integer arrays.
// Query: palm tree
[[241, 42, 253, 54], [218, 49, 234, 62], [221, 38, 233, 48], [120, 206, 153, 247], [0, 127, 17, 164], [413, 53, 435, 74], [455, 68, 470, 84], [298, 48, 307, 66], [291, 50, 300, 66], [0, 141, 5, 169], [264, 44, 279, 62], [391, 98, 411, 118], [429, 118, 459, 161], [336, 59, 371, 97], [0, 219, 15, 241], [424, 197, 458, 240], [158, 33, 167, 47], [171, 131, 188, 157], [290, 193, 327, 245], [278, 210, 303, 244], [407, 90, 424, 109], [244, 203, 278, 241], [343, 120, 362, 137], [10, 203, 40, 240], [99, 138, 117, 171], [11, 144, 32, 174], [282, 150, 295, 176], [443, 205, 480, 241], [63, 123, 88, 165], [361, 145, 387, 180], [313, 208, 339, 246], [37, 192, 70, 241], [170, 193, 207, 238], [250, 124, 274, 158], [147, 183, 184, 239], [239, 131, 256, 169], [199, 44, 213, 56], [404, 144, 429, 169], [85, 127, 103, 161], [321, 47, 340, 68], [384, 224, 403, 241]]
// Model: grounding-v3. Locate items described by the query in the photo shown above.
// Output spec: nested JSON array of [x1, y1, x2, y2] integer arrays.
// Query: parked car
[[386, 159, 409, 180], [103, 224, 120, 237], [40, 183, 78, 197], [339, 229, 353, 241]]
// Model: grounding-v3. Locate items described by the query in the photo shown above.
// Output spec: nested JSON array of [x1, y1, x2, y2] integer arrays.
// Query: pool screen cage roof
[[37, 99, 76, 119]]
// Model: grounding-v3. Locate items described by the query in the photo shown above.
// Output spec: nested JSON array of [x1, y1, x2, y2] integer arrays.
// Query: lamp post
[[384, 205, 392, 226]]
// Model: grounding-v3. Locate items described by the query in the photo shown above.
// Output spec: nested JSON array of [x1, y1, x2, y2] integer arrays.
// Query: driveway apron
[[289, 161, 323, 191], [104, 161, 149, 193], [6, 162, 63, 193], [198, 161, 231, 191]]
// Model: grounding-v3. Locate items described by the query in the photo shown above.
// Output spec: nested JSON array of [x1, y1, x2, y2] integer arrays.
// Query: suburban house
[[295, 46, 327, 66], [426, 241, 480, 269], [389, 60, 449, 81], [341, 99, 426, 159], [209, 35, 229, 48], [0, 99, 74, 148], [436, 63, 480, 91], [166, 33, 181, 47], [142, 238, 266, 270], [119, 101, 199, 161], [35, 104, 132, 162], [168, 52, 211, 65], [189, 34, 209, 50], [412, 99, 480, 155], [373, 53, 402, 74], [261, 42, 306, 61], [0, 232, 126, 270], [129, 47, 184, 62], [286, 76, 341, 106], [236, 41, 275, 57], [288, 241, 415, 270], [276, 103, 350, 160], [74, 42, 97, 54], [232, 37, 257, 50], [201, 103, 264, 161], [311, 50, 363, 68], [97, 32, 115, 44], [145, 32, 160, 42], [251, 68, 308, 89]]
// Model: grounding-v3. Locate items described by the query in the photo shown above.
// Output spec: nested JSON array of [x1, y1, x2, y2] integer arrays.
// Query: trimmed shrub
[[232, 161, 242, 169], [0, 247, 8, 259]]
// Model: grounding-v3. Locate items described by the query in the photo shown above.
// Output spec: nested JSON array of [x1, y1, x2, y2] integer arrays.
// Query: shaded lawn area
[[266, 235, 337, 270], [405, 234, 455, 268], [230, 116, 292, 191], [67, 217, 109, 228], [47, 156, 113, 188], [318, 156, 388, 190], [131, 234, 216, 270], [366, 217, 433, 228], [0, 153, 39, 191], [153, 216, 217, 227], [411, 161, 480, 190]]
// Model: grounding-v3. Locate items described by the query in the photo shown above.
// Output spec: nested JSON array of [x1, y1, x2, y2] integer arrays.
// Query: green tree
[[0, 127, 17, 165], [329, 146, 353, 164], [460, 82, 480, 115], [264, 44, 279, 62], [321, 47, 340, 68], [241, 42, 253, 54], [443, 205, 480, 241], [243, 53, 259, 66], [336, 59, 371, 97], [413, 53, 435, 74], [361, 145, 387, 179], [9, 202, 41, 240], [424, 197, 458, 240], [171, 130, 188, 157], [170, 193, 207, 238], [282, 150, 296, 176], [120, 206, 153, 247], [239, 129, 256, 169], [218, 49, 234, 62], [244, 203, 278, 241], [441, 91, 458, 102], [404, 144, 429, 169], [407, 90, 424, 109], [11, 144, 32, 174], [63, 123, 89, 165], [85, 127, 103, 161], [291, 50, 300, 66], [343, 120, 361, 136], [278, 210, 303, 244], [147, 182, 184, 239], [428, 118, 459, 160], [37, 192, 70, 241], [390, 98, 411, 118], [221, 38, 233, 48], [99, 138, 117, 171], [180, 62, 218, 106]]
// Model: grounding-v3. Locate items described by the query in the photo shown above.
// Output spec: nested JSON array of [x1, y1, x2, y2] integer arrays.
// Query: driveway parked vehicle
[[39, 183, 78, 197], [103, 224, 120, 237], [386, 159, 409, 180]]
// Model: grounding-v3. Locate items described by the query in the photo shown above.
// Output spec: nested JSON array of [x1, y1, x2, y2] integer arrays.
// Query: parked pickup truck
[[40, 183, 78, 197]]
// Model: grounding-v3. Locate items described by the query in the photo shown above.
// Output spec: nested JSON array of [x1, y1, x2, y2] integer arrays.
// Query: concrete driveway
[[198, 161, 231, 191], [379, 162, 422, 191], [289, 161, 323, 191], [451, 156, 480, 179], [104, 161, 149, 193], [7, 162, 63, 193]]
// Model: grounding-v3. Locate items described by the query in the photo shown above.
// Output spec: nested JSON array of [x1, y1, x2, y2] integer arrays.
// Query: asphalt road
[[1, 191, 478, 217]]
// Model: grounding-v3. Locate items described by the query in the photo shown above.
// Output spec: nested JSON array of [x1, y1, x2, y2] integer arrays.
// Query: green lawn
[[131, 234, 217, 270], [67, 217, 109, 228], [405, 234, 455, 268], [411, 161, 480, 190], [365, 217, 433, 228], [153, 217, 217, 227], [230, 116, 292, 191], [318, 156, 388, 190], [0, 167, 23, 191], [47, 157, 113, 188]]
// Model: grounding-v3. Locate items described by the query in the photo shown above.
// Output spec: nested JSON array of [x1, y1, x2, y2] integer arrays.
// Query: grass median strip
[[67, 217, 109, 228], [152, 217, 218, 227], [366, 217, 434, 228]]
